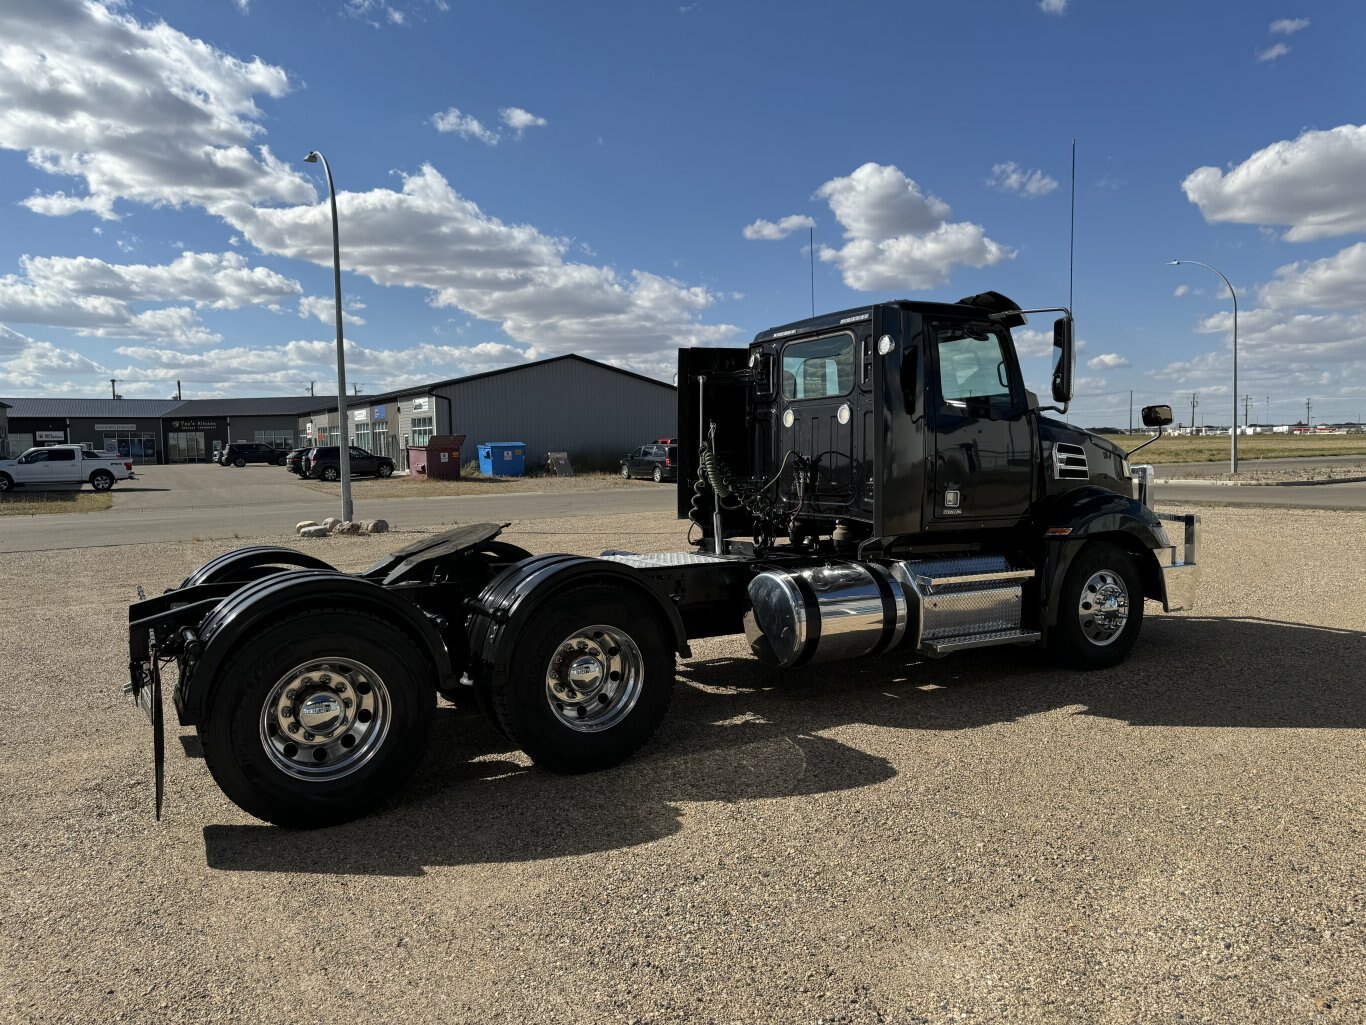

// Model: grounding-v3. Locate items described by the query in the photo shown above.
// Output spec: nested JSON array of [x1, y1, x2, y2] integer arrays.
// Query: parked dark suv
[[305, 446, 396, 481], [284, 447, 312, 476], [221, 442, 288, 467], [620, 442, 677, 483]]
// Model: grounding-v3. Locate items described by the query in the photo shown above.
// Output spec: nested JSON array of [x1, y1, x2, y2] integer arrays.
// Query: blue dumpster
[[477, 441, 526, 477]]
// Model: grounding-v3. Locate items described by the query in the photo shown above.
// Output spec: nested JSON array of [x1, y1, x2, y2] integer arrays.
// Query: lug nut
[[280, 707, 293, 718], [287, 722, 300, 733], [285, 689, 297, 700], [320, 674, 332, 684], [343, 698, 352, 707], [304, 732, 315, 741]]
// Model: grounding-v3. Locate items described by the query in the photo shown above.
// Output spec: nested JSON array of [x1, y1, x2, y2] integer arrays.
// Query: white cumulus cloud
[[988, 162, 1059, 198], [1259, 242, 1366, 310], [742, 214, 816, 241], [499, 107, 547, 136], [1269, 18, 1310, 34], [431, 107, 499, 145], [0, 0, 314, 221], [1087, 353, 1131, 370], [1182, 124, 1366, 241], [1039, 0, 1068, 14], [814, 163, 1012, 290], [1257, 42, 1291, 62]]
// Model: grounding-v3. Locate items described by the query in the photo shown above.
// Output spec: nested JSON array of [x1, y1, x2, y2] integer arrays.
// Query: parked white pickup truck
[[0, 445, 135, 492]]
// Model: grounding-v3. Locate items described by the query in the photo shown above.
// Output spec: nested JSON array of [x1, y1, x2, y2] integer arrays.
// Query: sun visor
[[955, 290, 1025, 328]]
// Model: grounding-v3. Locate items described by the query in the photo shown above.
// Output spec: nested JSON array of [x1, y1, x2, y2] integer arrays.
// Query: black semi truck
[[125, 291, 1198, 827]]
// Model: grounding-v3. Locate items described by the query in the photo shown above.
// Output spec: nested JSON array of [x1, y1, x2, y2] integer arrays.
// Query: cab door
[[927, 321, 1033, 526]]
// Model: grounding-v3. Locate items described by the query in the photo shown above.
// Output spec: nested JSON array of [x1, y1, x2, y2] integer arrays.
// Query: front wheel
[[652, 466, 663, 483], [89, 470, 115, 491], [1049, 542, 1144, 669], [201, 609, 435, 827], [234, 457, 246, 468], [620, 464, 631, 479], [0, 472, 13, 492], [320, 466, 340, 482], [492, 586, 674, 773], [377, 462, 394, 478]]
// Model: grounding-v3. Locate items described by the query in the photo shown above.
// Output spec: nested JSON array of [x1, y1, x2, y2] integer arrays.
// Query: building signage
[[305, 422, 314, 432], [372, 405, 386, 420], [353, 409, 369, 422], [410, 397, 429, 413], [168, 420, 220, 431], [37, 430, 65, 442], [94, 423, 137, 431]]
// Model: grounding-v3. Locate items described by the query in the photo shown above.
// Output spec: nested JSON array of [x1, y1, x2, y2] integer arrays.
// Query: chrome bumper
[[1134, 465, 1199, 612], [1154, 512, 1200, 611]]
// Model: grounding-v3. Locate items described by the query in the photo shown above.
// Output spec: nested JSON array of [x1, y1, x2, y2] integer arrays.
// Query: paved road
[[1148, 452, 1365, 477], [1, 465, 679, 552], [5, 462, 1366, 553]]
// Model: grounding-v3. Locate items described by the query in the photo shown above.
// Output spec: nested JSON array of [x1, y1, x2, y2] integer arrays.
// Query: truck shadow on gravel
[[203, 614, 1363, 876]]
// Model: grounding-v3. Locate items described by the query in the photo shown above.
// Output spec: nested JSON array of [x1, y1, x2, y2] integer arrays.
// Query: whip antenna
[[1069, 138, 1076, 312]]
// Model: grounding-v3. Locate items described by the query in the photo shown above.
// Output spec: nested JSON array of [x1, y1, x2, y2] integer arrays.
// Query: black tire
[[201, 609, 435, 828], [620, 464, 631, 479], [234, 457, 246, 468], [492, 586, 673, 773], [377, 462, 394, 478], [276, 455, 288, 466], [0, 473, 13, 493], [320, 466, 340, 482], [1049, 542, 1144, 669], [89, 470, 115, 492], [652, 465, 663, 483]]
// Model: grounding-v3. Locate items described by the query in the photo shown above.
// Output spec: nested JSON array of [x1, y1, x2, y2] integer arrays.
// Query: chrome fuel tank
[[743, 561, 907, 668]]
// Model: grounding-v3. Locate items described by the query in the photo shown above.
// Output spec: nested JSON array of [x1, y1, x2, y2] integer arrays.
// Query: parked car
[[221, 442, 288, 467], [211, 450, 223, 464], [305, 445, 396, 481], [620, 442, 677, 482], [0, 444, 135, 492], [284, 447, 312, 476]]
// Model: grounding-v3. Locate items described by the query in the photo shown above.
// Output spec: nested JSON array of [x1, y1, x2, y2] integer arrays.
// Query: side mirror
[[1050, 316, 1074, 404], [1142, 404, 1173, 428]]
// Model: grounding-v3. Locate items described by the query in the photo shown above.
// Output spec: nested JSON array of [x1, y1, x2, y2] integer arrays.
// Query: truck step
[[889, 555, 1036, 655], [921, 629, 1042, 656]]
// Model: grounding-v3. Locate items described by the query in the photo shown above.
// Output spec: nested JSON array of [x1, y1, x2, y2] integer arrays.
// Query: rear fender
[[181, 546, 336, 587], [179, 571, 453, 725], [465, 554, 690, 690], [1038, 488, 1167, 629]]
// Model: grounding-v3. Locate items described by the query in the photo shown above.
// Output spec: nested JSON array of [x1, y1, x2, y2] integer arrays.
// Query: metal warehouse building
[[298, 354, 677, 472], [3, 353, 677, 469]]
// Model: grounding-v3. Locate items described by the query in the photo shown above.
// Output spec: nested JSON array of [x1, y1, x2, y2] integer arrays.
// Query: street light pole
[[304, 150, 352, 521], [1169, 259, 1239, 474]]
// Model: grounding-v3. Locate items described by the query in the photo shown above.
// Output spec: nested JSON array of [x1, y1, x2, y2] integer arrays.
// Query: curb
[[1157, 475, 1366, 488]]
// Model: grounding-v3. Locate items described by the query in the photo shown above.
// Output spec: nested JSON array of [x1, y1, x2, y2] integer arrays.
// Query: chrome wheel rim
[[1077, 569, 1129, 646], [544, 625, 644, 733], [259, 658, 391, 780]]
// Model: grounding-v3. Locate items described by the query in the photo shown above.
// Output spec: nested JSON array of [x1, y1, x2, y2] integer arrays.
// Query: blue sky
[[1, 0, 1364, 428]]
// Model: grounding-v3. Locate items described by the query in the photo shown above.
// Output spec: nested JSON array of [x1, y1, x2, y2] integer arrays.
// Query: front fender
[[178, 571, 453, 725], [1037, 487, 1168, 629]]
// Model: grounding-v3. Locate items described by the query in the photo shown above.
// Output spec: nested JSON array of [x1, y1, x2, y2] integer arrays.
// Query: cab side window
[[935, 327, 1015, 408], [49, 448, 76, 461]]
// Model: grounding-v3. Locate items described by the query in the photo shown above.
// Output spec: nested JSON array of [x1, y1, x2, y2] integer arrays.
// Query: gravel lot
[[1, 506, 1363, 1024]]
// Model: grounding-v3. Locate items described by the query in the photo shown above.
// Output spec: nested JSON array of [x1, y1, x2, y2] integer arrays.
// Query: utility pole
[[1305, 397, 1312, 427], [110, 378, 118, 400], [1265, 396, 1270, 425], [1189, 392, 1199, 434], [1243, 394, 1251, 428], [1128, 390, 1133, 434]]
